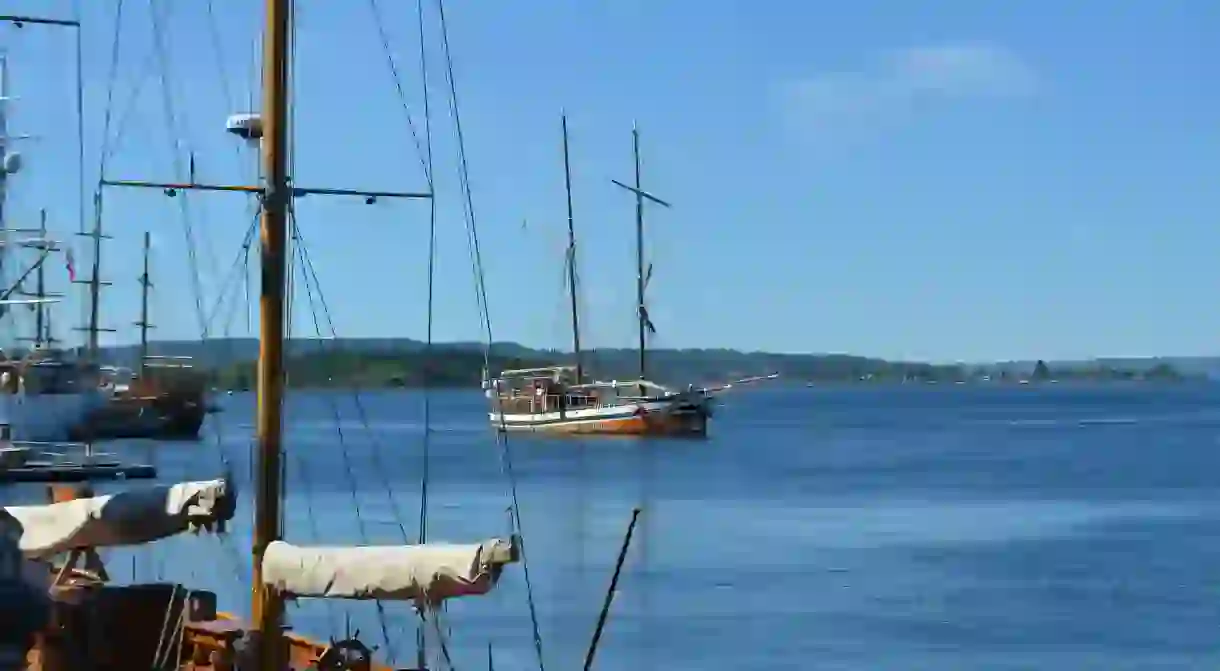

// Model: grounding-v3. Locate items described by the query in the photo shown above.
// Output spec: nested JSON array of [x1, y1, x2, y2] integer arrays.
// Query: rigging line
[[202, 0, 236, 120], [433, 3, 546, 670], [100, 47, 155, 163], [434, 0, 488, 354], [291, 221, 412, 544], [290, 213, 399, 664], [205, 214, 260, 333], [365, 0, 432, 186], [72, 0, 85, 236], [148, 0, 212, 339], [283, 39, 418, 671], [416, 0, 436, 550], [414, 3, 437, 662], [291, 444, 341, 635], [202, 0, 246, 178], [97, 0, 125, 185], [420, 609, 456, 671]]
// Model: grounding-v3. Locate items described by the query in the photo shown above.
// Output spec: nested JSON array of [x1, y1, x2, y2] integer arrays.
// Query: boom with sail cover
[[262, 537, 518, 603], [3, 478, 234, 560]]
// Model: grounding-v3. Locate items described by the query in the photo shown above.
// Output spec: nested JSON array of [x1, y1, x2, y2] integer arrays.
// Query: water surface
[[6, 384, 1217, 670]]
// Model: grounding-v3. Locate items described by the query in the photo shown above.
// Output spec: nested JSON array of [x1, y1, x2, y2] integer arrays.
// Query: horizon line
[[40, 336, 1219, 366]]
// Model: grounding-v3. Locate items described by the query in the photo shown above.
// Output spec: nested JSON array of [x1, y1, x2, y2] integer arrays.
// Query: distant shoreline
[[75, 341, 1192, 391]]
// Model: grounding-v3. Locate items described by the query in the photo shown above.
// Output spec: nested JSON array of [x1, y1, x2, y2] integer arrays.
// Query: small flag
[[65, 248, 76, 282]]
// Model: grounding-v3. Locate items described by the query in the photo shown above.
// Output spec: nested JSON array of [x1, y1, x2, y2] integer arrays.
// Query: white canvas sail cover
[[3, 479, 234, 560], [262, 537, 516, 603]]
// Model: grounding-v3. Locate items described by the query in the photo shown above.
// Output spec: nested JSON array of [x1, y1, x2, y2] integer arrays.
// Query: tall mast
[[561, 113, 582, 381], [252, 0, 291, 665], [610, 125, 671, 385], [0, 14, 84, 352], [34, 209, 46, 345], [98, 2, 431, 664], [632, 126, 645, 380], [76, 192, 107, 361], [135, 231, 151, 376]]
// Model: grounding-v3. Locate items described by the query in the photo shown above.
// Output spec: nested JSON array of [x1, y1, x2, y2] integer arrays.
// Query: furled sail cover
[[3, 479, 235, 560], [262, 537, 517, 603]]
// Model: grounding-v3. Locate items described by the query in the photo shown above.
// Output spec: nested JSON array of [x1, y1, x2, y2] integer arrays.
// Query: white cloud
[[780, 43, 1037, 139]]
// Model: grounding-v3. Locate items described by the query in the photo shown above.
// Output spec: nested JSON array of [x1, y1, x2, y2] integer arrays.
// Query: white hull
[[489, 395, 710, 435]]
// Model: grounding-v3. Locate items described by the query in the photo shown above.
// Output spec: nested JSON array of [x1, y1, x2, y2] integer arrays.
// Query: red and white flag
[[65, 248, 76, 282]]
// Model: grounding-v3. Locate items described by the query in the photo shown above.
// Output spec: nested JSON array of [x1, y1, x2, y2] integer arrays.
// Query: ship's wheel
[[315, 635, 376, 671]]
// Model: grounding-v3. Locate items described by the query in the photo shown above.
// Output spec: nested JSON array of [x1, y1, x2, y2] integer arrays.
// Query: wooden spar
[[136, 231, 152, 376], [561, 113, 583, 382], [0, 14, 79, 27], [252, 0, 291, 667], [99, 178, 431, 201], [582, 507, 643, 671]]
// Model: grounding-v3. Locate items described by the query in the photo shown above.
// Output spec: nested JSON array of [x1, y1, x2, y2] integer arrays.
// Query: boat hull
[[78, 390, 207, 441], [490, 396, 710, 436]]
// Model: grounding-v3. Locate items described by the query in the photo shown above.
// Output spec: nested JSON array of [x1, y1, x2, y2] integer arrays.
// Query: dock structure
[[0, 440, 157, 483]]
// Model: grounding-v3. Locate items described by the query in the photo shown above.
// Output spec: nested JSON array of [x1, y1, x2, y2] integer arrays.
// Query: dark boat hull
[[75, 390, 207, 441]]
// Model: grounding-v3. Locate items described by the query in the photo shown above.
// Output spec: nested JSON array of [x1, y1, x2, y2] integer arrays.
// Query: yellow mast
[[99, 1, 432, 665], [251, 0, 290, 667]]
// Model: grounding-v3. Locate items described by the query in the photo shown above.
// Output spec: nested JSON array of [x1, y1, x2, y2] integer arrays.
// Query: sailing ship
[[4, 4, 528, 669], [83, 232, 210, 440], [0, 53, 109, 445], [485, 119, 718, 436]]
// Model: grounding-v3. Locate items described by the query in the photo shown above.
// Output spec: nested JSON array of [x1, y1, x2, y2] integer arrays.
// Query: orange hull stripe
[[517, 413, 706, 436]]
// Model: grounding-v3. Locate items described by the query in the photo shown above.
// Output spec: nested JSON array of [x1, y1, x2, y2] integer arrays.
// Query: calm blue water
[[7, 384, 1220, 670]]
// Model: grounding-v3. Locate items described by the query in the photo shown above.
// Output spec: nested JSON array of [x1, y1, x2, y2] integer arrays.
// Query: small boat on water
[[487, 365, 713, 435], [485, 117, 774, 436]]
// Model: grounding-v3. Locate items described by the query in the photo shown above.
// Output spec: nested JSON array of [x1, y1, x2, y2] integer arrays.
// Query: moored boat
[[487, 365, 712, 435]]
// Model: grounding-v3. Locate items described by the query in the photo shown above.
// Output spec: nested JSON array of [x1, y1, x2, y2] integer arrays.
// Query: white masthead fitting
[[2, 152, 22, 175], [225, 113, 263, 142]]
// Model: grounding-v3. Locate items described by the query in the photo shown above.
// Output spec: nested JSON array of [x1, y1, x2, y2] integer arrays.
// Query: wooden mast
[[252, 0, 291, 666], [135, 231, 151, 377], [72, 191, 114, 363], [99, 1, 431, 664], [561, 114, 583, 382], [83, 193, 104, 360]]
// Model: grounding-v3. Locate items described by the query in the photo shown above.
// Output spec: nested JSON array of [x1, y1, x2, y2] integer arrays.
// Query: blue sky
[[1, 0, 1217, 362]]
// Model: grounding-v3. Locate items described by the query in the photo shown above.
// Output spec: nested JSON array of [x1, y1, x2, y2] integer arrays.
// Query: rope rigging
[[71, 0, 86, 240], [364, 0, 443, 662], [432, 0, 547, 668], [95, 0, 251, 592], [90, 1, 551, 666], [366, 0, 433, 187], [147, 0, 214, 339], [287, 210, 402, 664]]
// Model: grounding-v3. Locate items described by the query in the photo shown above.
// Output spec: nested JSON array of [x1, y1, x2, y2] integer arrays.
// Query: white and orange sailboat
[[487, 364, 714, 435], [486, 118, 774, 436]]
